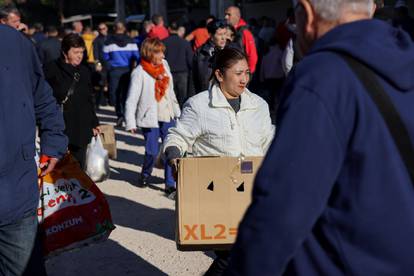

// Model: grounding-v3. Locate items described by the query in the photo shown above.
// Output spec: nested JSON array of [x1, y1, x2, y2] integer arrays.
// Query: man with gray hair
[[0, 5, 24, 31], [227, 0, 414, 275]]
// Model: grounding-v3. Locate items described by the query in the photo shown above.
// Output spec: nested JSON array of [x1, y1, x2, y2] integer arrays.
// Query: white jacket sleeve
[[282, 39, 294, 76], [125, 68, 143, 131], [260, 101, 276, 153], [163, 98, 201, 155]]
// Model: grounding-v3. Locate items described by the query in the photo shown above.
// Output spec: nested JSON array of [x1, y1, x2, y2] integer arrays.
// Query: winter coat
[[103, 34, 140, 69], [164, 34, 193, 73], [228, 19, 414, 276], [44, 59, 99, 147], [192, 40, 216, 93], [234, 19, 258, 73], [93, 34, 107, 66], [125, 59, 180, 130], [0, 25, 67, 224], [37, 36, 61, 65], [82, 33, 96, 63], [147, 25, 169, 40], [164, 84, 274, 157]]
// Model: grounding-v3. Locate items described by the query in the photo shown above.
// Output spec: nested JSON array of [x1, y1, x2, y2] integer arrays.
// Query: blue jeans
[[0, 211, 37, 276], [142, 121, 176, 187]]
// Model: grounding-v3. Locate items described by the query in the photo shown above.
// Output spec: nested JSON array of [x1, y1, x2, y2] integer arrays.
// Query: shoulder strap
[[61, 71, 80, 105], [338, 53, 414, 184]]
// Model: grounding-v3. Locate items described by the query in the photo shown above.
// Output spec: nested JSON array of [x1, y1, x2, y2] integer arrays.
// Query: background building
[[1, 0, 412, 29]]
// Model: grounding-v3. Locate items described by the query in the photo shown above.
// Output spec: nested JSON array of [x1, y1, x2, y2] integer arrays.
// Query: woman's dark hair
[[61, 33, 86, 55], [210, 47, 248, 83], [206, 19, 227, 35], [226, 24, 237, 41]]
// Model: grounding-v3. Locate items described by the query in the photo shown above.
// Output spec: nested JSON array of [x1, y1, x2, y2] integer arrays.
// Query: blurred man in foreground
[[228, 0, 414, 275], [0, 24, 67, 275]]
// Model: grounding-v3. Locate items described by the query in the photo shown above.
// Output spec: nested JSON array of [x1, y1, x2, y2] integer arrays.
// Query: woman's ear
[[214, 69, 224, 82]]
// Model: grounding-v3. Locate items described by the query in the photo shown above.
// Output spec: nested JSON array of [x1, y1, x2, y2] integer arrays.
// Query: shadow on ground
[[109, 147, 166, 188], [114, 128, 146, 148], [46, 108, 171, 276], [46, 239, 166, 276], [106, 194, 175, 241]]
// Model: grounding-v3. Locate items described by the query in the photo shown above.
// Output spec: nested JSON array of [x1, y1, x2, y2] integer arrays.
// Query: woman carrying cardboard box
[[163, 47, 275, 275]]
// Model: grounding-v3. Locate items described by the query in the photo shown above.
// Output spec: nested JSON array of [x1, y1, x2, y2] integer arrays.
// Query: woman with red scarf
[[125, 38, 180, 195]]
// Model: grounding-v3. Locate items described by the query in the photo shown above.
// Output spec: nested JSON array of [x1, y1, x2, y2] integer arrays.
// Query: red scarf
[[141, 59, 170, 102]]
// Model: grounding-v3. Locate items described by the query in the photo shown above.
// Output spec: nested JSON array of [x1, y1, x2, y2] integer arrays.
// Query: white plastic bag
[[85, 135, 110, 182]]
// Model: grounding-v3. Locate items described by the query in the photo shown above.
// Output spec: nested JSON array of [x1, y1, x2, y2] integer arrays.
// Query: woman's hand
[[129, 128, 137, 134], [169, 158, 179, 181], [92, 127, 101, 136]]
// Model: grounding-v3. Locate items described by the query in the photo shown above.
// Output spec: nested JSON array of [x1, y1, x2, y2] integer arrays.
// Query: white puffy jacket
[[125, 59, 180, 130], [164, 84, 275, 157]]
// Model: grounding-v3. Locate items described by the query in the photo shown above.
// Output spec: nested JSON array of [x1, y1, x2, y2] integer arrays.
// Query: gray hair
[[308, 0, 374, 21], [0, 6, 20, 20]]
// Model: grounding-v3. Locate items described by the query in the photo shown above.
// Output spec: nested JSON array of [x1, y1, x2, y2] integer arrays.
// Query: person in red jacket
[[225, 6, 258, 74], [147, 14, 169, 40]]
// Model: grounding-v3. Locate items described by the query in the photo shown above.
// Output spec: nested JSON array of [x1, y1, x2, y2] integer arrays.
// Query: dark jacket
[[228, 20, 414, 276], [32, 31, 46, 44], [37, 36, 61, 65], [93, 34, 108, 68], [393, 15, 414, 41], [164, 34, 193, 73], [0, 25, 67, 224], [192, 40, 216, 93], [44, 59, 99, 147]]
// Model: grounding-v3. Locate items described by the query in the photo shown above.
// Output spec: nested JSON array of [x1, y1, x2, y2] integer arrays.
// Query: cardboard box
[[99, 125, 117, 159], [176, 156, 263, 251]]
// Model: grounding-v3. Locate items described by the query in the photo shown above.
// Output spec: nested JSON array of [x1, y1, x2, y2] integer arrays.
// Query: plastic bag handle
[[95, 135, 104, 149]]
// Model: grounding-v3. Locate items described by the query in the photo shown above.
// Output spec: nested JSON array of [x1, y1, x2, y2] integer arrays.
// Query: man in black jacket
[[37, 25, 61, 65], [93, 23, 108, 69], [93, 22, 109, 107], [163, 21, 193, 107]]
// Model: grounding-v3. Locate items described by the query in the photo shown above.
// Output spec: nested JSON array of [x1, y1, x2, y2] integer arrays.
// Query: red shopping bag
[[38, 154, 115, 257]]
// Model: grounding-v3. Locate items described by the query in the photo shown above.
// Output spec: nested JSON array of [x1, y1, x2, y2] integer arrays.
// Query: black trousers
[[108, 67, 130, 119], [92, 69, 108, 108], [69, 144, 87, 170], [172, 71, 189, 108], [204, 250, 230, 276]]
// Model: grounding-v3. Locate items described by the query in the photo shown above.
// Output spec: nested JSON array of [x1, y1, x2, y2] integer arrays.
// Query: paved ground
[[46, 106, 213, 276]]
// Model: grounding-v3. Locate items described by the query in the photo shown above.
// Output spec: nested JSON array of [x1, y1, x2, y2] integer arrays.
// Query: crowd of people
[[1, 0, 414, 275]]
